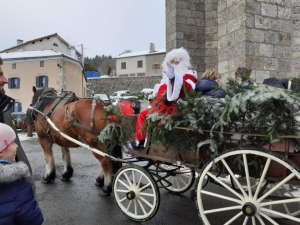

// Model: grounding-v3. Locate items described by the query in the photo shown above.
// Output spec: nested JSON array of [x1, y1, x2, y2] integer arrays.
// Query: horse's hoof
[[61, 177, 71, 181], [42, 178, 54, 184], [98, 188, 111, 197], [95, 176, 104, 187]]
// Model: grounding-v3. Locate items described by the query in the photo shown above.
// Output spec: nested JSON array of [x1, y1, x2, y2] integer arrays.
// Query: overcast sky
[[1, 0, 166, 58]]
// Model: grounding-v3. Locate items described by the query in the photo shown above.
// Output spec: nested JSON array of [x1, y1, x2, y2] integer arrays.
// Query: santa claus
[[133, 47, 198, 149]]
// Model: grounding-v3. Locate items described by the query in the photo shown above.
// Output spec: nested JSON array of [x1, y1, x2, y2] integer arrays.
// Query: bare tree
[[119, 49, 132, 56], [97, 57, 115, 76]]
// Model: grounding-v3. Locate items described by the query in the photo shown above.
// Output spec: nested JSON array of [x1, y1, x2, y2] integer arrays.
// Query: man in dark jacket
[[0, 57, 35, 194], [263, 78, 290, 89]]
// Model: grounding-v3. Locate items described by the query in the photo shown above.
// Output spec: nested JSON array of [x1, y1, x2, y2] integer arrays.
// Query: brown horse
[[30, 87, 122, 195]]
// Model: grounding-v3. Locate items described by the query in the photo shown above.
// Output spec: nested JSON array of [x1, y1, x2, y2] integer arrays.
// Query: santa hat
[[0, 123, 16, 152], [162, 47, 192, 73]]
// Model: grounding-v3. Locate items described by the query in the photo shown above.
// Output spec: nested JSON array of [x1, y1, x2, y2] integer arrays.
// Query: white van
[[110, 90, 130, 102]]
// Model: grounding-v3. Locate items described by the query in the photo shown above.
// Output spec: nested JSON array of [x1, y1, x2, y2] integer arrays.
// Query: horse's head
[[31, 86, 57, 112]]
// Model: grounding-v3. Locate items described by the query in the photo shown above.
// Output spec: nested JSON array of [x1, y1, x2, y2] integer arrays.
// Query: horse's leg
[[94, 145, 122, 187], [39, 137, 56, 183], [61, 147, 73, 181], [93, 152, 113, 196]]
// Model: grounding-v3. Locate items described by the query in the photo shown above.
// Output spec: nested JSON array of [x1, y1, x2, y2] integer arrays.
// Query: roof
[[114, 48, 165, 59], [0, 33, 82, 56], [0, 50, 86, 80]]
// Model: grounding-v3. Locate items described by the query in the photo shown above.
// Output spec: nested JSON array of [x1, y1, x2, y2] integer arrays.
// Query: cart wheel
[[196, 147, 300, 224], [157, 163, 195, 194], [113, 165, 160, 222]]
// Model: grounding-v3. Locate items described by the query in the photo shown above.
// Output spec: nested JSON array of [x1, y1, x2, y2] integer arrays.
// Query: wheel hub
[[242, 202, 257, 217], [126, 190, 136, 200]]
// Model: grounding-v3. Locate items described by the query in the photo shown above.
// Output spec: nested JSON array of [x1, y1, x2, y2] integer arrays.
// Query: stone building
[[166, 0, 300, 83]]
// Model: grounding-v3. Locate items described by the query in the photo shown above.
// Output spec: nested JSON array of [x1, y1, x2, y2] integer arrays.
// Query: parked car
[[110, 90, 130, 103], [11, 112, 27, 131], [93, 94, 111, 104]]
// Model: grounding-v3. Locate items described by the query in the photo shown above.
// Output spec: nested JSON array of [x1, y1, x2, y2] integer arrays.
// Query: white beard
[[173, 63, 188, 76]]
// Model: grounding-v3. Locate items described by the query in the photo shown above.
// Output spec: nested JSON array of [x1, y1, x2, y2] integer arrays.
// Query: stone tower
[[166, 0, 300, 82]]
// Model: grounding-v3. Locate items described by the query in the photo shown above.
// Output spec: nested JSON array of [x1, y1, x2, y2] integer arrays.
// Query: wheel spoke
[[134, 199, 137, 215], [251, 217, 256, 225], [126, 200, 132, 211], [139, 196, 155, 209], [260, 212, 280, 225], [139, 192, 155, 197], [253, 158, 271, 200], [119, 196, 128, 204], [117, 179, 130, 189], [261, 208, 300, 222], [176, 175, 187, 187], [139, 182, 151, 191], [116, 189, 128, 193], [261, 197, 300, 207], [201, 190, 243, 204], [258, 173, 295, 203], [243, 154, 252, 198], [132, 170, 136, 185], [124, 172, 133, 187], [255, 214, 265, 225], [224, 211, 243, 225], [204, 205, 241, 215], [221, 158, 247, 198], [137, 198, 147, 215], [242, 216, 248, 225], [206, 171, 244, 200]]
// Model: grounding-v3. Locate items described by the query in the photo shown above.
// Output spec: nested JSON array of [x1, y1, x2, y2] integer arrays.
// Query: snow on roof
[[0, 50, 78, 62], [115, 49, 165, 59]]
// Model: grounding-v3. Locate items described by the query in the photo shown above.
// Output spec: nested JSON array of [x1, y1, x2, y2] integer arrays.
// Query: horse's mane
[[32, 88, 57, 112]]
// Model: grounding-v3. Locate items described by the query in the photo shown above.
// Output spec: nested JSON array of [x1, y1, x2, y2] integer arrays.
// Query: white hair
[[161, 47, 192, 77]]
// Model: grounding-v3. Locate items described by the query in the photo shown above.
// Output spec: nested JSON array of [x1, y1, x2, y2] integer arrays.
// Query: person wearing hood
[[133, 47, 198, 149], [0, 123, 44, 225]]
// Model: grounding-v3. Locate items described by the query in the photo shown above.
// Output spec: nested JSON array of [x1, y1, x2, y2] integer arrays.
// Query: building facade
[[115, 43, 166, 77], [0, 50, 86, 112], [166, 0, 300, 82]]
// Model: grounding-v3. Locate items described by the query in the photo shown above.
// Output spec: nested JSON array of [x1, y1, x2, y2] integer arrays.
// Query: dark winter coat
[[263, 78, 289, 89], [0, 161, 44, 225], [195, 79, 224, 97]]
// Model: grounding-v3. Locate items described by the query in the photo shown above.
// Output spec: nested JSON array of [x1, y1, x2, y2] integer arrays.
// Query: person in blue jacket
[[0, 123, 44, 225], [195, 68, 224, 97]]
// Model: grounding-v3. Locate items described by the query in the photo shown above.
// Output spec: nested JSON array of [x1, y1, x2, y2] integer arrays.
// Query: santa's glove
[[163, 62, 175, 79]]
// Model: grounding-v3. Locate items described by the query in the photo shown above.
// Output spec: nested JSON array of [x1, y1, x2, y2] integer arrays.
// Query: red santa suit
[[136, 48, 197, 142]]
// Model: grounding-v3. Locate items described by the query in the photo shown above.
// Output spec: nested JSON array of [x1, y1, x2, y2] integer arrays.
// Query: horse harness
[[33, 88, 103, 137]]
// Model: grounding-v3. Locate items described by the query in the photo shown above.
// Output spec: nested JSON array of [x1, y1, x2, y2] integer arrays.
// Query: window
[[36, 75, 48, 88], [153, 64, 160, 69], [53, 43, 58, 47], [137, 73, 145, 76], [121, 62, 126, 69], [40, 61, 44, 67], [137, 60, 143, 68], [12, 63, 16, 69], [8, 77, 20, 89], [13, 102, 22, 112]]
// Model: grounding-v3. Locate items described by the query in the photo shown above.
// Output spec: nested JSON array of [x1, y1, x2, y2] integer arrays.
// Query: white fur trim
[[186, 69, 197, 79], [288, 80, 291, 90], [186, 79, 196, 90], [167, 73, 183, 101]]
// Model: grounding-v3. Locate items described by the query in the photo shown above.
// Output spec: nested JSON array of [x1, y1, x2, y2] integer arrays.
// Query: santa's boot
[[27, 124, 33, 137]]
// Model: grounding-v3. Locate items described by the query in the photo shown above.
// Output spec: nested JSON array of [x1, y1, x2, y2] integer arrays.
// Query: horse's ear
[[32, 86, 37, 93]]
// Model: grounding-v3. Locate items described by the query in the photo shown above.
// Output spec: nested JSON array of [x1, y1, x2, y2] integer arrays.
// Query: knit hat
[[0, 123, 16, 152]]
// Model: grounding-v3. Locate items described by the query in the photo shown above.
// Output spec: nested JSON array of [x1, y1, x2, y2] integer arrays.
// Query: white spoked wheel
[[157, 163, 195, 194], [196, 147, 300, 224], [113, 165, 160, 222]]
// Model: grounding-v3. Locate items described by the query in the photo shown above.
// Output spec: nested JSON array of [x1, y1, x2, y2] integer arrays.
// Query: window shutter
[[16, 78, 20, 89], [8, 78, 11, 89], [152, 64, 155, 69], [18, 102, 22, 112], [36, 77, 39, 87], [45, 76, 48, 87]]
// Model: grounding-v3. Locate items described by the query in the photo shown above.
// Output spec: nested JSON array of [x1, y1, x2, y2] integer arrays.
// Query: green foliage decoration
[[97, 105, 134, 154]]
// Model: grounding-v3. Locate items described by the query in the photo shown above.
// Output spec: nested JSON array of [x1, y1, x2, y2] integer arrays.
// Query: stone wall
[[86, 76, 162, 97], [166, 0, 300, 83], [166, 0, 206, 75], [292, 0, 300, 76]]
